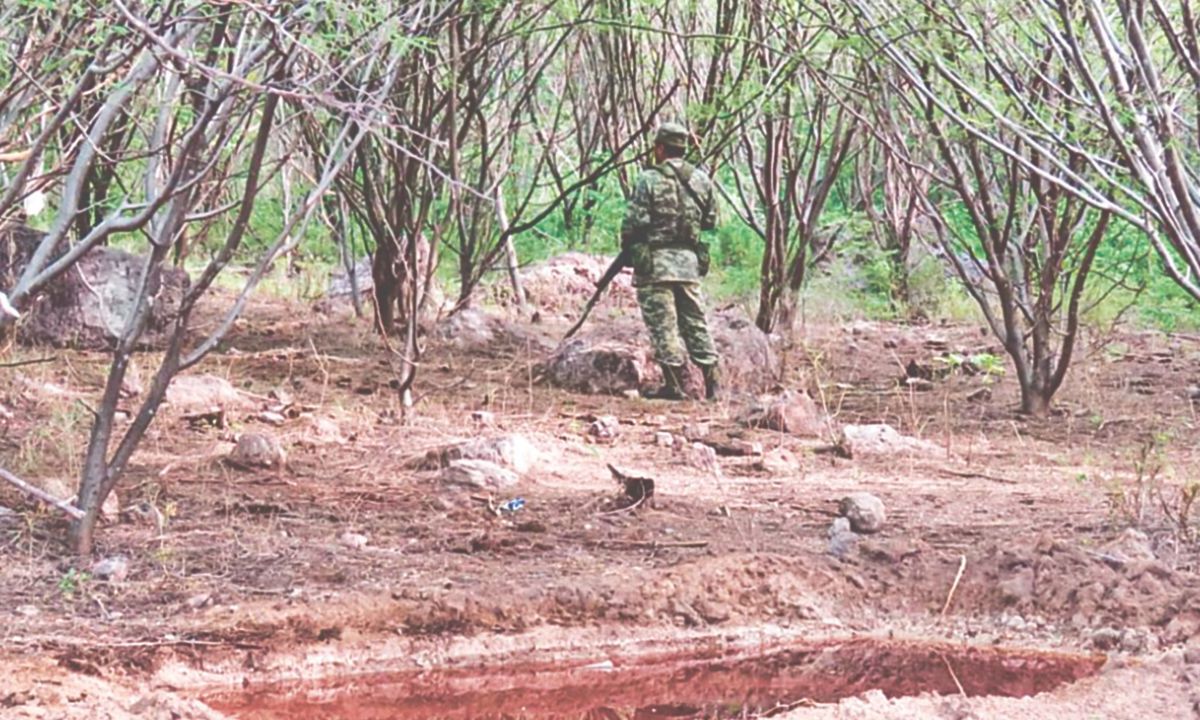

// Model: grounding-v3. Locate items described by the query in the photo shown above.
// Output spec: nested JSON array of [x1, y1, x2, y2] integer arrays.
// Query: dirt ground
[[2, 284, 1200, 719]]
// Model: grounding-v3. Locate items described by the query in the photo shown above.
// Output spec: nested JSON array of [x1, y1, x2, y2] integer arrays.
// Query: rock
[[730, 439, 763, 456], [433, 308, 528, 352], [654, 431, 677, 448], [0, 505, 17, 526], [166, 374, 254, 412], [339, 531, 369, 550], [998, 567, 1035, 606], [757, 447, 798, 475], [588, 415, 620, 442], [92, 555, 130, 582], [186, 593, 213, 610], [432, 434, 539, 474], [258, 410, 287, 426], [737, 391, 829, 436], [828, 517, 858, 558], [308, 416, 346, 444], [540, 307, 779, 396], [228, 433, 286, 469], [2, 226, 189, 350], [838, 492, 886, 534], [1100, 528, 1157, 565], [506, 253, 637, 313], [541, 331, 658, 396], [471, 410, 496, 426], [685, 442, 721, 478], [1091, 627, 1122, 650], [838, 423, 939, 458], [327, 255, 374, 299], [440, 459, 519, 492], [1184, 644, 1200, 665], [1120, 628, 1157, 654]]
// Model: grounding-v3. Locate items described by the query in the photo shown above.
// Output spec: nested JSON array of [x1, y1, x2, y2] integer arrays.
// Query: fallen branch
[[0, 356, 55, 369], [0, 467, 85, 520], [940, 554, 968, 617]]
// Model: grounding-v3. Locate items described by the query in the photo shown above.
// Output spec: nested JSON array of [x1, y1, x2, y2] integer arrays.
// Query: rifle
[[563, 248, 630, 340]]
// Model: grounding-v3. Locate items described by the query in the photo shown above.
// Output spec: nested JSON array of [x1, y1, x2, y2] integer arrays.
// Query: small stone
[[257, 410, 287, 426], [838, 424, 939, 459], [0, 505, 17, 525], [339, 531, 369, 550], [440, 459, 519, 492], [16, 604, 40, 617], [654, 431, 676, 448], [828, 517, 858, 558], [622, 389, 641, 400], [186, 593, 213, 610], [737, 390, 828, 436], [471, 410, 496, 426], [92, 555, 130, 582], [730, 439, 763, 456], [588, 415, 620, 441], [682, 422, 710, 440], [166, 374, 254, 412], [309, 416, 346, 444], [1184, 645, 1200, 665], [1091, 627, 1122, 650], [101, 489, 120, 520], [228, 433, 286, 469], [839, 492, 886, 534], [437, 434, 539, 474], [685, 442, 721, 478], [757, 447, 798, 474]]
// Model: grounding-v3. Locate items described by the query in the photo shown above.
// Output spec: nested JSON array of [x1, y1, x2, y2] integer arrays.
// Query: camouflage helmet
[[653, 122, 690, 149]]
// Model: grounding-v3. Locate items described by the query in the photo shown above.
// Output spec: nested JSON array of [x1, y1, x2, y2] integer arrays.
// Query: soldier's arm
[[621, 172, 653, 248]]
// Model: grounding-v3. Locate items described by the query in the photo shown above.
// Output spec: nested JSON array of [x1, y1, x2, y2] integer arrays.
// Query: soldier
[[621, 122, 720, 401]]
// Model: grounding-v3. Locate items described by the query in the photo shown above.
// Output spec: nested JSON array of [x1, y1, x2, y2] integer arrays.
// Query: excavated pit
[[204, 638, 1106, 719]]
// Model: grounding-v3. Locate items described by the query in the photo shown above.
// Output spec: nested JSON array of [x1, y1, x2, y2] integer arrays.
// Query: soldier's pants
[[636, 282, 718, 367]]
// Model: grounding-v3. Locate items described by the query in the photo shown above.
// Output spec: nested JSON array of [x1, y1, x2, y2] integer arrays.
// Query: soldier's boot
[[699, 362, 721, 401], [644, 363, 688, 401]]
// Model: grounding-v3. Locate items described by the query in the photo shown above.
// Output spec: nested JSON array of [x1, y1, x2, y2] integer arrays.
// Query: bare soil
[[2, 290, 1199, 718]]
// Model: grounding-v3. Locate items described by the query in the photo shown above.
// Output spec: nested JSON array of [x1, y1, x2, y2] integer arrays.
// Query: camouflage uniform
[[621, 123, 719, 389]]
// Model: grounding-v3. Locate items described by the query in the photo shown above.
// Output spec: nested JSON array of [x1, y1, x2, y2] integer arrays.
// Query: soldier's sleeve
[[701, 177, 717, 232], [621, 171, 653, 249]]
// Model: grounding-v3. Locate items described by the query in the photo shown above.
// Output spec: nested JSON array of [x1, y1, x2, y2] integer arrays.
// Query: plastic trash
[[498, 497, 525, 513]]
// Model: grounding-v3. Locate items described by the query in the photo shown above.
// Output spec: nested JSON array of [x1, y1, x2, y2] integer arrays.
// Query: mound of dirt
[[973, 534, 1200, 644], [2, 225, 189, 351]]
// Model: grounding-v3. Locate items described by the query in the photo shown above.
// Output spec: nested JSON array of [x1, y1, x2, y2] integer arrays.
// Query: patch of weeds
[[58, 568, 91, 599], [1104, 432, 1198, 542]]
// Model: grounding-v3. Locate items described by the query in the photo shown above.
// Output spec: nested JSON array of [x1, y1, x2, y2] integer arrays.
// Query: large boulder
[[496, 252, 637, 314], [540, 307, 779, 396], [1, 225, 188, 350]]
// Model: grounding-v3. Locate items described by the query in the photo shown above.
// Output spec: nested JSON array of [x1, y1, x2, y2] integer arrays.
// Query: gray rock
[[757, 447, 798, 475], [839, 492, 887, 534], [1184, 644, 1200, 665], [827, 517, 858, 558], [228, 433, 286, 469], [437, 434, 539, 474], [540, 306, 778, 397], [589, 415, 620, 441], [92, 555, 130, 582], [2, 226, 189, 350], [737, 390, 829, 436], [167, 374, 254, 412], [1091, 627, 1122, 650], [0, 505, 17, 525], [838, 423, 939, 458], [440, 459, 519, 492], [338, 531, 369, 550]]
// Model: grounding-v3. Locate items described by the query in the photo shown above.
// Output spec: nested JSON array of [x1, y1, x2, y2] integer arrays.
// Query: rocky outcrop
[[2, 225, 188, 350]]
